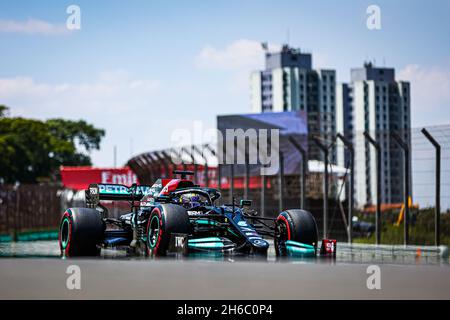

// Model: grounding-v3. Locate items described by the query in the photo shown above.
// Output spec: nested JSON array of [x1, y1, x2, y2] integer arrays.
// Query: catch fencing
[[0, 184, 63, 238], [128, 124, 450, 244]]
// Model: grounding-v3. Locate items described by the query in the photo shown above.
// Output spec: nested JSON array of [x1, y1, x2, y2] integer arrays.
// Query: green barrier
[[0, 230, 59, 242], [0, 234, 13, 243]]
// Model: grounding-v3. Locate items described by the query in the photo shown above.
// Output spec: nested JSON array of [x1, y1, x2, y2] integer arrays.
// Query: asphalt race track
[[1, 241, 450, 299], [1, 258, 450, 299]]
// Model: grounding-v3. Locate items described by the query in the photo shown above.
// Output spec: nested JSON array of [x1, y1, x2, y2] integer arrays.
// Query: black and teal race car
[[59, 170, 335, 258]]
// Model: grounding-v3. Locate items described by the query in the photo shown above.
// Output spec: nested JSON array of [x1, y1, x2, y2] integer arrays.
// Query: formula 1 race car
[[59, 170, 336, 258]]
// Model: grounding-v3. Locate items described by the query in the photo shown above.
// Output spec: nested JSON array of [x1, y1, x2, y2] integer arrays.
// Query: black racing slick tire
[[274, 209, 319, 256], [146, 204, 190, 256], [59, 208, 105, 257]]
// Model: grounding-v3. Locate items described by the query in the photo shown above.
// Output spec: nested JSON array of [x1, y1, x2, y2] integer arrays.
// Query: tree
[[0, 117, 54, 183], [0, 105, 8, 117], [45, 119, 105, 166], [0, 108, 105, 184]]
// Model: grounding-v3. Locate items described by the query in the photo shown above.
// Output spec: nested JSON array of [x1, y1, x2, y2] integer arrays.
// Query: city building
[[250, 45, 337, 162], [336, 62, 411, 207]]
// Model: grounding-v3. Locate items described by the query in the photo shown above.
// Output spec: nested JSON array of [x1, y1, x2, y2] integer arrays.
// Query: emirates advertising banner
[[60, 166, 138, 190]]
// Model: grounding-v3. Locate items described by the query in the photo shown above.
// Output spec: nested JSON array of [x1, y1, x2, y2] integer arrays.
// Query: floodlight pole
[[364, 131, 381, 245], [244, 146, 250, 199], [278, 151, 285, 213], [288, 136, 308, 210], [312, 137, 333, 239], [230, 164, 234, 203], [261, 174, 266, 217], [421, 128, 441, 247], [392, 132, 410, 246], [229, 137, 236, 203], [336, 133, 354, 244]]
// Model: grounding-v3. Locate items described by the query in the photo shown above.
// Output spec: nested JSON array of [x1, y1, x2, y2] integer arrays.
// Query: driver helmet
[[178, 193, 201, 208]]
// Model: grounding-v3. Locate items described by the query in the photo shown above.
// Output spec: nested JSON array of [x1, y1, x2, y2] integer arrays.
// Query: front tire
[[59, 208, 104, 257], [146, 204, 190, 256], [275, 209, 318, 256]]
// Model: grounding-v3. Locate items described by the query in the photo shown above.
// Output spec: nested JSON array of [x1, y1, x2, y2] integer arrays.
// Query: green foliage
[[45, 119, 105, 166], [354, 208, 450, 246], [0, 105, 8, 117], [45, 119, 104, 152], [0, 109, 105, 183]]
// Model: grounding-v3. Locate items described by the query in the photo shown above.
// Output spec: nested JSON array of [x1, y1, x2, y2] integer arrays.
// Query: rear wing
[[85, 183, 152, 207]]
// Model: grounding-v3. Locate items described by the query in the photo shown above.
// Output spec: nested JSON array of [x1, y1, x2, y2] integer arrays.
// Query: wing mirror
[[240, 199, 252, 208], [155, 195, 170, 203], [240, 199, 259, 216]]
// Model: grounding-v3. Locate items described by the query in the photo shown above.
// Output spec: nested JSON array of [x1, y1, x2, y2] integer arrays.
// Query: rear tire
[[146, 204, 190, 256], [59, 208, 104, 257], [275, 209, 318, 256]]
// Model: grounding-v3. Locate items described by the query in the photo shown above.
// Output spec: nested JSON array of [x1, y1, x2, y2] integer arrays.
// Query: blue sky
[[1, 0, 450, 167]]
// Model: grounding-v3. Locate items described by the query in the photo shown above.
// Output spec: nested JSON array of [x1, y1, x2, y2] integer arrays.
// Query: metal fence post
[[288, 136, 307, 209], [229, 137, 236, 203], [364, 131, 382, 245], [421, 128, 441, 247], [216, 143, 222, 191], [312, 137, 332, 239], [244, 146, 249, 200], [261, 174, 266, 217], [337, 133, 354, 244], [229, 164, 234, 203], [392, 132, 410, 246], [278, 151, 284, 213], [218, 165, 222, 190]]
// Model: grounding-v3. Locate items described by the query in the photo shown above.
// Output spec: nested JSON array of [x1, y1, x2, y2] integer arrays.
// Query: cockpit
[[172, 190, 212, 209]]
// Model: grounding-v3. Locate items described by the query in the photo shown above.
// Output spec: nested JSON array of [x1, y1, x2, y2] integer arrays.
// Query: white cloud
[[313, 52, 330, 69], [0, 18, 69, 35], [398, 62, 450, 125], [398, 63, 450, 103], [0, 71, 161, 166], [195, 39, 280, 71], [195, 39, 280, 94], [0, 72, 160, 117]]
